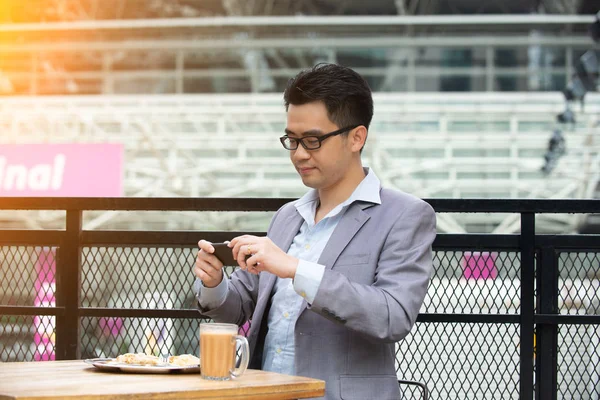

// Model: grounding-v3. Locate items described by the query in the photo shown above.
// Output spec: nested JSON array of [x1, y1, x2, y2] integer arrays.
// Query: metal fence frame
[[0, 197, 599, 400]]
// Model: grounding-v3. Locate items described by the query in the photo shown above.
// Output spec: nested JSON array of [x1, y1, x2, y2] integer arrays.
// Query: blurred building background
[[0, 0, 599, 234], [1, 4, 600, 399], [1, 0, 598, 95]]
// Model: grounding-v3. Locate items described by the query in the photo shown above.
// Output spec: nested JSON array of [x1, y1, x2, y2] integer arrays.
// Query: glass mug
[[199, 323, 249, 380]]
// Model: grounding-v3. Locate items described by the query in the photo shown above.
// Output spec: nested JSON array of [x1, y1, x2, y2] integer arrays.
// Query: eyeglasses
[[280, 125, 359, 150]]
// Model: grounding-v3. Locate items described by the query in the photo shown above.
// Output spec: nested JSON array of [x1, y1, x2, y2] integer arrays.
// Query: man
[[193, 63, 436, 400]]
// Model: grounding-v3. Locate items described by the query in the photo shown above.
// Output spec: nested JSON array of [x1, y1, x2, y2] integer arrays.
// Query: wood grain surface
[[0, 360, 325, 400]]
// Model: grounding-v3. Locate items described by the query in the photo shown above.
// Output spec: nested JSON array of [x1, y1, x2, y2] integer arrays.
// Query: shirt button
[[304, 244, 310, 250], [283, 312, 289, 318], [300, 291, 306, 298], [276, 348, 282, 354]]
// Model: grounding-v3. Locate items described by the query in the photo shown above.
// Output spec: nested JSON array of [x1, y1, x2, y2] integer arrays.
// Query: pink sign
[[462, 251, 498, 280], [34, 248, 56, 361], [0, 144, 123, 197]]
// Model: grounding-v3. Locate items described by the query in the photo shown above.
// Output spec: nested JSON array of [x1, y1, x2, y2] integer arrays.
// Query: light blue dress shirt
[[196, 168, 381, 375]]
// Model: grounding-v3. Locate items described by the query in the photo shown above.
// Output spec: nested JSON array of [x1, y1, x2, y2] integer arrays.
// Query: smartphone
[[211, 242, 249, 266]]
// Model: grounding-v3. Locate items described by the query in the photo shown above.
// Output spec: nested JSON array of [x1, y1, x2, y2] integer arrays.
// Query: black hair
[[283, 63, 374, 131]]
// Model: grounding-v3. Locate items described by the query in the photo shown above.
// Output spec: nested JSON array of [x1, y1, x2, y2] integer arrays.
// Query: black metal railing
[[0, 198, 599, 400]]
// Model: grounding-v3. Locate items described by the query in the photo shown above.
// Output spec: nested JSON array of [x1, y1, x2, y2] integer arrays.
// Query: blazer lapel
[[272, 210, 304, 251], [317, 202, 371, 269], [298, 202, 372, 314]]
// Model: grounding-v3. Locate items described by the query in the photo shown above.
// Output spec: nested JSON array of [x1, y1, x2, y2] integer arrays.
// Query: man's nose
[[291, 144, 311, 161]]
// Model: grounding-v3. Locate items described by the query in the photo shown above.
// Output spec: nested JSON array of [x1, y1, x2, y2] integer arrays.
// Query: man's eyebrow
[[284, 128, 324, 136]]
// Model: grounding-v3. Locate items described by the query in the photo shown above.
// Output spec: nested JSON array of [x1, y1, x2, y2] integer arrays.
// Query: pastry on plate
[[168, 354, 200, 367], [114, 353, 162, 366]]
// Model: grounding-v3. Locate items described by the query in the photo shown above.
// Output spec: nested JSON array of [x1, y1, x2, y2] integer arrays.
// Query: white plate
[[84, 358, 200, 374]]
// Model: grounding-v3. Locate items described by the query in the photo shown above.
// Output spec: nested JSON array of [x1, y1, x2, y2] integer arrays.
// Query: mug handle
[[230, 335, 249, 379]]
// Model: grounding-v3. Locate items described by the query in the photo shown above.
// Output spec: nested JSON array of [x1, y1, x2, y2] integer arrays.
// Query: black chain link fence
[[557, 252, 600, 400], [0, 246, 57, 361], [397, 322, 520, 399], [427, 251, 521, 314], [1, 198, 599, 400], [2, 247, 599, 399], [79, 247, 249, 359], [1, 245, 525, 398], [0, 246, 56, 307], [396, 251, 522, 399]]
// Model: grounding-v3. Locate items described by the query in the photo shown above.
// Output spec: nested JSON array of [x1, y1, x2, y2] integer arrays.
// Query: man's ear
[[350, 126, 368, 152]]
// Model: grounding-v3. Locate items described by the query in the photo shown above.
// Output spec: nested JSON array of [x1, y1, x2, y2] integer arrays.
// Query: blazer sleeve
[[197, 268, 259, 326], [196, 206, 284, 326], [309, 199, 436, 343]]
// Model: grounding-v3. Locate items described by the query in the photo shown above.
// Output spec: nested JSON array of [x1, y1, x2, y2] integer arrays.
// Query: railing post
[[520, 213, 535, 400], [536, 246, 558, 400], [55, 210, 82, 360]]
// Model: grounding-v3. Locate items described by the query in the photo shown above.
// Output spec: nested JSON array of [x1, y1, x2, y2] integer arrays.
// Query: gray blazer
[[199, 187, 436, 400]]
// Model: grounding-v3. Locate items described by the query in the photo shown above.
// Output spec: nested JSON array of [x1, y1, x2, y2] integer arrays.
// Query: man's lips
[[297, 167, 315, 174]]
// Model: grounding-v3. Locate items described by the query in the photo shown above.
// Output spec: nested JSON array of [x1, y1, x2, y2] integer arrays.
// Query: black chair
[[398, 379, 429, 400]]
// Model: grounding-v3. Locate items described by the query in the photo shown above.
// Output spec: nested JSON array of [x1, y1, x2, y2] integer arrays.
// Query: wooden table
[[0, 360, 325, 400]]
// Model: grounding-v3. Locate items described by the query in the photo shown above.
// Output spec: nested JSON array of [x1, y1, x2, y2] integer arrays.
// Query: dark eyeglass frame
[[280, 124, 360, 150]]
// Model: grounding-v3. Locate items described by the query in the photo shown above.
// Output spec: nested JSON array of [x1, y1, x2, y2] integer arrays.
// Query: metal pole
[[520, 213, 535, 400], [486, 46, 494, 92], [55, 210, 82, 360], [0, 15, 594, 32], [407, 49, 416, 92], [176, 51, 184, 94], [535, 246, 558, 400], [566, 46, 573, 85]]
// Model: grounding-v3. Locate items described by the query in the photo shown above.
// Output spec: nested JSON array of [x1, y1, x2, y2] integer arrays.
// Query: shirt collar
[[347, 167, 382, 206], [294, 167, 381, 223]]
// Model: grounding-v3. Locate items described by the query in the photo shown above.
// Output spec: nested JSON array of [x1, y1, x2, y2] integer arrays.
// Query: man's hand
[[194, 240, 225, 288], [229, 235, 298, 279]]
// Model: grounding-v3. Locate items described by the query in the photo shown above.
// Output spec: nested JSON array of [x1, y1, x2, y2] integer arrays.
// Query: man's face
[[285, 101, 355, 190]]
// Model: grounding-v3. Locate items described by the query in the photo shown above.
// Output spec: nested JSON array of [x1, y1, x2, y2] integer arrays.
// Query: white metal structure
[[1, 92, 598, 233]]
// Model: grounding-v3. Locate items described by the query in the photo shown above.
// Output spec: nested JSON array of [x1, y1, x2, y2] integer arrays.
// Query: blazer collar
[[317, 200, 372, 269], [267, 191, 378, 314], [297, 201, 373, 315], [277, 194, 376, 269]]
